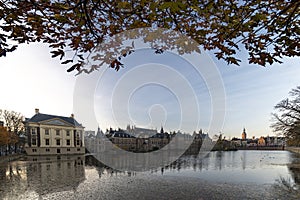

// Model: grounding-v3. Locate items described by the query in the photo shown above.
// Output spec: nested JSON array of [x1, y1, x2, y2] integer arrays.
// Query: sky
[[0, 42, 300, 138]]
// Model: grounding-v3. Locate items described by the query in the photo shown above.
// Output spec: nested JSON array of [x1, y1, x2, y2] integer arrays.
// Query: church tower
[[242, 128, 247, 140], [160, 126, 164, 134], [96, 126, 103, 137]]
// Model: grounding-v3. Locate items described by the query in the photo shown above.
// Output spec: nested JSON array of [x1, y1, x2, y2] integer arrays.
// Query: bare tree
[[271, 86, 300, 146], [2, 110, 24, 136], [0, 110, 25, 153]]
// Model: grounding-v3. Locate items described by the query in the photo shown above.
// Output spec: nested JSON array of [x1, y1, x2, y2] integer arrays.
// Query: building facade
[[24, 109, 85, 155], [100, 127, 206, 153], [126, 125, 158, 138]]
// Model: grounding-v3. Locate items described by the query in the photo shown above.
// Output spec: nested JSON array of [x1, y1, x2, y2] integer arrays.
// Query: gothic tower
[[242, 128, 247, 140]]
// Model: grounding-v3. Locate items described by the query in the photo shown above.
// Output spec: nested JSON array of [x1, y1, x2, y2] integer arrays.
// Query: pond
[[0, 150, 299, 200]]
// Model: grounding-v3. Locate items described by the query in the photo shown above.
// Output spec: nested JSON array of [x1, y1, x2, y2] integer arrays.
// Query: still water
[[0, 150, 299, 200]]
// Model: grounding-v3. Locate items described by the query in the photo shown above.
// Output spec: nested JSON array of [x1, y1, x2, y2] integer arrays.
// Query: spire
[[160, 125, 164, 134], [126, 124, 131, 131], [242, 127, 247, 140], [96, 125, 102, 137]]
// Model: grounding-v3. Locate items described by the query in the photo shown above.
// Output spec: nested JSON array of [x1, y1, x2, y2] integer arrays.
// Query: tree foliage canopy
[[0, 122, 19, 147], [1, 0, 299, 74], [271, 86, 300, 146], [0, 126, 9, 146]]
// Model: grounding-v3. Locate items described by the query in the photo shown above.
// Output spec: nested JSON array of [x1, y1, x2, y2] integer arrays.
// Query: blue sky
[[0, 42, 300, 138]]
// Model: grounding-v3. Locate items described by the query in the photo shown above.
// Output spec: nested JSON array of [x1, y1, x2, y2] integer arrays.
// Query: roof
[[25, 113, 83, 127], [111, 131, 136, 138], [150, 133, 169, 138]]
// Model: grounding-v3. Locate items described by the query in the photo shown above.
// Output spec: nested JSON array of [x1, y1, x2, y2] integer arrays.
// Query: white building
[[126, 125, 158, 138], [24, 109, 85, 155]]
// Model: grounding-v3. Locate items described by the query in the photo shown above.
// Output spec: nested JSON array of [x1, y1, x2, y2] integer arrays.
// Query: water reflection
[[147, 150, 299, 190], [85, 155, 137, 178], [0, 151, 300, 199], [86, 150, 300, 186], [288, 152, 300, 185], [0, 156, 85, 199], [270, 152, 300, 199]]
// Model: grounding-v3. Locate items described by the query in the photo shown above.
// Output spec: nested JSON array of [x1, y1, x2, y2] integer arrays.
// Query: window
[[66, 139, 70, 146], [46, 148, 50, 152], [57, 149, 60, 154], [56, 130, 60, 136], [32, 149, 37, 152], [56, 139, 60, 146], [45, 139, 49, 146], [76, 140, 80, 145], [32, 139, 36, 146], [66, 130, 70, 136], [45, 129, 49, 135], [31, 128, 36, 135], [67, 148, 70, 151], [77, 148, 80, 151]]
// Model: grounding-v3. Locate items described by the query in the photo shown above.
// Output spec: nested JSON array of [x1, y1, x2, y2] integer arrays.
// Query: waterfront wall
[[25, 147, 85, 155], [286, 146, 300, 154], [0, 154, 24, 163], [237, 146, 285, 150]]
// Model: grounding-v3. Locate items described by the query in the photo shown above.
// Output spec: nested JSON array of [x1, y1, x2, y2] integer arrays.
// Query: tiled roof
[[111, 131, 136, 138], [26, 113, 83, 127], [150, 133, 169, 138]]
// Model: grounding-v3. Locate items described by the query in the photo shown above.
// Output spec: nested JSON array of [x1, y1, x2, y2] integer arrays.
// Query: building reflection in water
[[27, 156, 85, 195], [1, 151, 300, 199], [85, 155, 137, 178], [0, 155, 85, 199]]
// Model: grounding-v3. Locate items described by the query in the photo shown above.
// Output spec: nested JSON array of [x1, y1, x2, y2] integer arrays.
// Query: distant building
[[104, 126, 206, 153], [241, 128, 247, 140], [109, 129, 137, 151], [247, 138, 258, 146], [231, 137, 242, 147], [84, 130, 95, 137], [126, 125, 158, 138], [24, 109, 85, 155], [258, 136, 286, 146]]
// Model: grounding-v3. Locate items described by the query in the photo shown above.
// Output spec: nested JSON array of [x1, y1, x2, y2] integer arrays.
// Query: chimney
[[35, 108, 39, 114], [71, 114, 74, 118]]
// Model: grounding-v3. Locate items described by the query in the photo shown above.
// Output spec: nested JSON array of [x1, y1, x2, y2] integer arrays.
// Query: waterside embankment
[[286, 147, 300, 154], [0, 153, 24, 163]]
